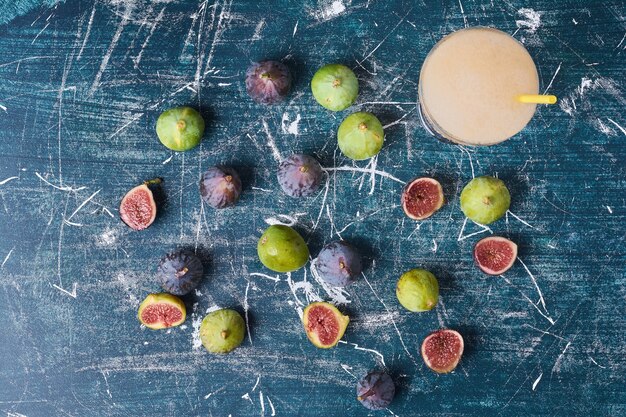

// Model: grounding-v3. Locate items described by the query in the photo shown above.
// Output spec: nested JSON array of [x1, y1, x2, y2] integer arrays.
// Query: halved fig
[[120, 179, 161, 230], [421, 329, 464, 373], [302, 301, 349, 348], [401, 177, 444, 220], [473, 236, 518, 275], [137, 293, 186, 330]]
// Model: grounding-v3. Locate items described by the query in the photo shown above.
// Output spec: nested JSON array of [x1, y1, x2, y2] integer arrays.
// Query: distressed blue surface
[[0, 1, 625, 416]]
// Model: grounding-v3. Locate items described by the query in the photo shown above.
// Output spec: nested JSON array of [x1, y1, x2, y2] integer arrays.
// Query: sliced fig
[[302, 301, 349, 348], [401, 177, 444, 220], [421, 329, 464, 374], [120, 179, 161, 230], [137, 293, 186, 330], [473, 236, 518, 275]]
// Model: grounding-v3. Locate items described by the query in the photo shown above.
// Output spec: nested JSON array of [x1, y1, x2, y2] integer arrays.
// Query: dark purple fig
[[277, 154, 323, 198], [356, 371, 395, 410], [245, 61, 292, 104], [421, 329, 464, 373], [119, 179, 161, 230], [473, 236, 517, 275], [315, 241, 362, 287], [157, 250, 204, 296], [200, 166, 242, 209]]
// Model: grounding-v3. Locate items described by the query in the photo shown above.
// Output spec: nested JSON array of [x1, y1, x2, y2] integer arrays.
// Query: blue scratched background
[[0, 0, 625, 416]]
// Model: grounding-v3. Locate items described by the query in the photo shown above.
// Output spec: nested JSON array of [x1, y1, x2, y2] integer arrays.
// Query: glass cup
[[418, 27, 546, 146]]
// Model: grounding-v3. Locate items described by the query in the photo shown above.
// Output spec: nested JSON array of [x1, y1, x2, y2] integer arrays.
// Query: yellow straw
[[517, 94, 557, 104]]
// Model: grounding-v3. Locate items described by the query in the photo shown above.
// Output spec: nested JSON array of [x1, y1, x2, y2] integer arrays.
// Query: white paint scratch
[[133, 7, 166, 69], [516, 8, 542, 33], [551, 341, 572, 374], [262, 119, 282, 161], [340, 363, 356, 378], [252, 19, 265, 40], [264, 214, 298, 227], [252, 376, 261, 391], [607, 118, 626, 136], [241, 392, 253, 405], [506, 210, 535, 229], [0, 56, 54, 68], [191, 304, 204, 350], [457, 217, 492, 241], [362, 272, 418, 367], [532, 372, 543, 390], [458, 0, 468, 27], [203, 386, 226, 400], [323, 166, 405, 184], [1, 247, 14, 268], [311, 0, 348, 22], [52, 282, 77, 298], [35, 172, 86, 192], [457, 145, 475, 178], [338, 340, 385, 366], [162, 154, 175, 164], [268, 396, 276, 416], [543, 62, 562, 94], [244, 281, 253, 345], [0, 176, 18, 185], [259, 391, 265, 415], [517, 257, 547, 311], [77, 5, 96, 61], [501, 275, 555, 325], [250, 272, 281, 282], [589, 357, 606, 369], [107, 113, 145, 140], [368, 156, 378, 195], [65, 189, 100, 225], [357, 7, 412, 64], [31, 22, 50, 45], [281, 113, 301, 135], [89, 6, 132, 95]]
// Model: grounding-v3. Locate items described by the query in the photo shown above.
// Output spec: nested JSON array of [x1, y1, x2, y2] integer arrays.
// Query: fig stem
[[332, 78, 341, 87], [482, 196, 492, 205], [175, 267, 189, 278], [220, 330, 229, 339], [358, 122, 368, 131], [224, 175, 232, 183], [143, 178, 163, 186], [299, 165, 309, 173], [260, 72, 272, 80], [177, 119, 186, 131]]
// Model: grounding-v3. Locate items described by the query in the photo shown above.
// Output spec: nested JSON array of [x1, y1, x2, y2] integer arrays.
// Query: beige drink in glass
[[418, 27, 554, 146]]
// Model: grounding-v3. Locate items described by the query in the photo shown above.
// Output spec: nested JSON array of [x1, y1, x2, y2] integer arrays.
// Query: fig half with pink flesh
[[302, 301, 349, 348], [401, 177, 444, 220], [120, 179, 160, 230], [473, 236, 518, 275], [421, 329, 464, 373], [137, 293, 186, 330]]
